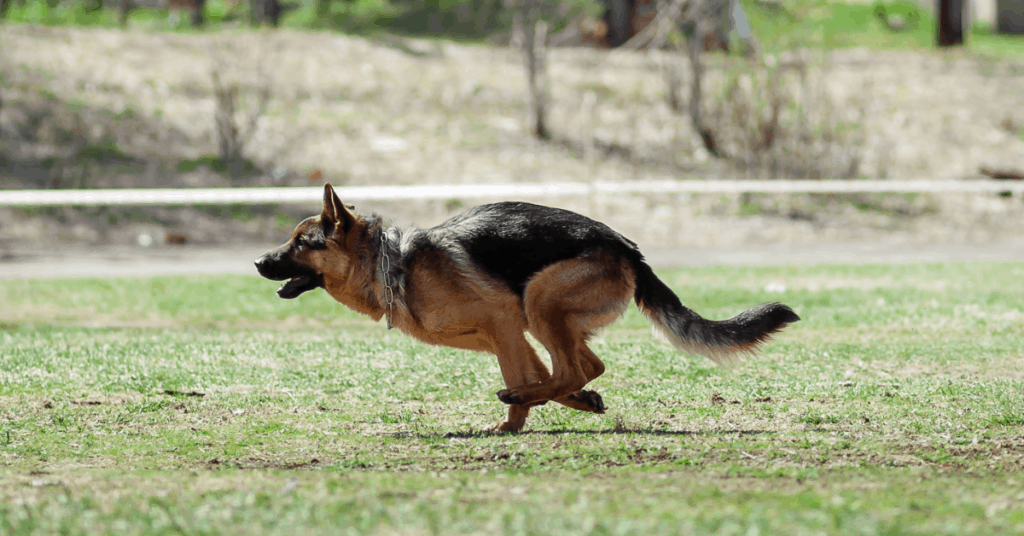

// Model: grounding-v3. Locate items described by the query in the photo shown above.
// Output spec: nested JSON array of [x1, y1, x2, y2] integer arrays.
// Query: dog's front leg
[[493, 404, 531, 432], [488, 330, 552, 433]]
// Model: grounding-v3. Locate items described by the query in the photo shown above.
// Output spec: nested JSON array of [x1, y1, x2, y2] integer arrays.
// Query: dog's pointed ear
[[321, 183, 355, 235]]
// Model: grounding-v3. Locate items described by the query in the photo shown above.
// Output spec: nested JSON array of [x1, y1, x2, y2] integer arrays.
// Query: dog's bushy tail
[[632, 260, 800, 365]]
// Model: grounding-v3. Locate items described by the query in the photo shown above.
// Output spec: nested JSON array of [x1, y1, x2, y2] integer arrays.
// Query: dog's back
[[422, 200, 799, 365], [425, 201, 643, 297]]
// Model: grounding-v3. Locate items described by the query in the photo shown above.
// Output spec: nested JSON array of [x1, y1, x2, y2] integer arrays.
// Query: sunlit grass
[[4, 0, 1024, 60], [1, 262, 1022, 535], [741, 0, 1024, 59]]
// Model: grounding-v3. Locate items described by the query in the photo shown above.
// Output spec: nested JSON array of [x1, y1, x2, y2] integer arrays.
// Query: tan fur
[[259, 184, 800, 431], [268, 185, 645, 432]]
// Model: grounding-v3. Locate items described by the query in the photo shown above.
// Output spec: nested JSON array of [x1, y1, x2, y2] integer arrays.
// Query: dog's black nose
[[254, 254, 283, 280]]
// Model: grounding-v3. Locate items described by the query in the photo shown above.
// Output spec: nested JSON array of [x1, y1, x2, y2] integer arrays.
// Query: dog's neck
[[321, 216, 394, 323], [367, 218, 408, 327]]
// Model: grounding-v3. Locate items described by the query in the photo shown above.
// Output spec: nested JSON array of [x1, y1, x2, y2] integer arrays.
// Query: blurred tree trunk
[[685, 0, 719, 156], [517, 3, 550, 140], [663, 56, 682, 112], [117, 0, 131, 26], [264, 0, 282, 26], [248, 0, 260, 25], [605, 0, 632, 47], [214, 84, 242, 168], [473, 0, 495, 33], [190, 0, 206, 26], [649, 0, 685, 111], [937, 0, 965, 46]]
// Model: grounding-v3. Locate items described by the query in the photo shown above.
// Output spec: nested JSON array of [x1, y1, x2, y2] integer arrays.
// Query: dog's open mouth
[[277, 274, 323, 299]]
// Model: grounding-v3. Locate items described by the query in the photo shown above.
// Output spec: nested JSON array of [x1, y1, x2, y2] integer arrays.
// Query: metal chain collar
[[380, 232, 395, 330]]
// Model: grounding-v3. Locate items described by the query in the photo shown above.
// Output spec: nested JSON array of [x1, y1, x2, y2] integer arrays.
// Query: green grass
[[177, 155, 261, 177], [1, 262, 1023, 534], [0, 0, 500, 35], [74, 139, 135, 164], [740, 0, 1024, 58], [5, 0, 1024, 59], [0, 0, 248, 29]]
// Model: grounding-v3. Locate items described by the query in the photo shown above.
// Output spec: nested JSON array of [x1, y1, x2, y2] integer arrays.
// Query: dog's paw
[[496, 389, 526, 406], [492, 420, 525, 433], [569, 389, 606, 414]]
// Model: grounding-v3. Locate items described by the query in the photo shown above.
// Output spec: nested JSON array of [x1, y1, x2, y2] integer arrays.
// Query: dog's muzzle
[[254, 253, 323, 299]]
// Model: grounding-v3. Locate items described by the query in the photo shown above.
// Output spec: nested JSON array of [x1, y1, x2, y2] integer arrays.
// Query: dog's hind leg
[[496, 254, 633, 409], [556, 345, 608, 413], [490, 331, 606, 430]]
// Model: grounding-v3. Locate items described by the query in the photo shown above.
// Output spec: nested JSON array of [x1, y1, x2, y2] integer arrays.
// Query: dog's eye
[[293, 238, 325, 252], [304, 237, 327, 250]]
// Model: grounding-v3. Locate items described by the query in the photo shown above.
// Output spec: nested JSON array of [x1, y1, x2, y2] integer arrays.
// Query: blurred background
[[0, 0, 1023, 273]]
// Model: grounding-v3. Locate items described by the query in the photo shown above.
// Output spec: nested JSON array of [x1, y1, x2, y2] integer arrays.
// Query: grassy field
[[5, 0, 1024, 60], [742, 0, 1024, 58], [1, 261, 1023, 534]]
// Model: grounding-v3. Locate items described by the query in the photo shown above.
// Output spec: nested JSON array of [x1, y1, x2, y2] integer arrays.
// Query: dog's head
[[254, 183, 359, 299]]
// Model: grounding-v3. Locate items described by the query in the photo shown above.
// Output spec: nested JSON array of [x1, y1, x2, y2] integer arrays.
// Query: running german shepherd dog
[[256, 184, 799, 432]]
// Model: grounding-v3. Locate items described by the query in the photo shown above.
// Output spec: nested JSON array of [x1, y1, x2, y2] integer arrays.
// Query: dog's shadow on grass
[[395, 428, 775, 440]]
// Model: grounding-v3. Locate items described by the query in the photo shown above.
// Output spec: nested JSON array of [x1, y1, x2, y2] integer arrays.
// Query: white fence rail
[[0, 180, 1022, 206]]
